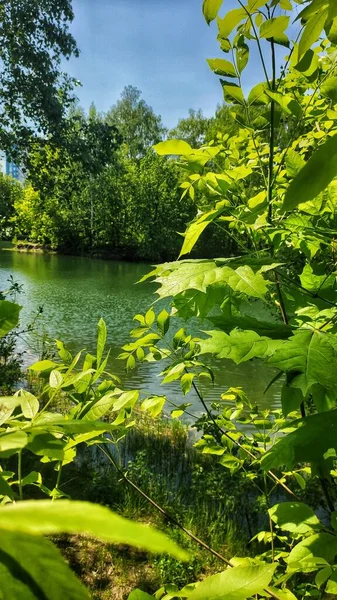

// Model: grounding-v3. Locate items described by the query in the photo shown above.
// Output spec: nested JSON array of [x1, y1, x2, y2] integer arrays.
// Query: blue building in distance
[[0, 151, 24, 182]]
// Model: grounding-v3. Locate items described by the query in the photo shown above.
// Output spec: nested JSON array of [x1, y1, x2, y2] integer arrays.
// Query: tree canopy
[[106, 85, 167, 159], [0, 0, 79, 161]]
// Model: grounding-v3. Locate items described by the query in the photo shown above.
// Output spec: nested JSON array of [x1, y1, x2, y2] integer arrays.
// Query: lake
[[0, 250, 282, 417]]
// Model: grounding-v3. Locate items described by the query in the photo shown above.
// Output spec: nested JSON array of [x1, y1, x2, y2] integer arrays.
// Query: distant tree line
[[1, 85, 240, 261]]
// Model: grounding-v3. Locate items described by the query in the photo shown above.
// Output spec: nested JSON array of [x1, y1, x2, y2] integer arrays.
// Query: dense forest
[[3, 0, 337, 599], [0, 88, 242, 261]]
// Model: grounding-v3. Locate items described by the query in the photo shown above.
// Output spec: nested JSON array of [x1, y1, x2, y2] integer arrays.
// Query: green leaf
[[49, 370, 63, 389], [111, 390, 139, 411], [248, 82, 270, 106], [181, 373, 194, 395], [265, 91, 302, 117], [27, 433, 65, 461], [217, 8, 246, 38], [269, 330, 337, 396], [198, 329, 276, 364], [97, 318, 107, 367], [17, 391, 39, 420], [294, 48, 319, 78], [326, 17, 337, 44], [0, 431, 28, 458], [162, 363, 185, 384], [188, 564, 276, 599], [82, 392, 115, 421], [298, 9, 329, 59], [262, 410, 337, 471], [221, 80, 245, 104], [153, 260, 268, 301], [326, 571, 337, 593], [55, 340, 72, 364], [203, 0, 223, 25], [315, 566, 332, 588], [281, 384, 304, 417], [321, 77, 337, 103], [0, 300, 21, 338], [248, 0, 267, 9], [222, 265, 269, 299], [128, 591, 155, 600], [328, 0, 337, 21], [157, 310, 170, 335], [210, 314, 291, 339], [0, 530, 90, 599], [285, 149, 305, 177], [287, 533, 337, 573], [29, 360, 59, 373], [141, 396, 166, 418], [0, 473, 14, 498], [154, 140, 193, 156], [236, 42, 249, 73], [260, 16, 289, 39], [207, 58, 237, 77], [179, 205, 227, 257], [0, 501, 188, 560], [283, 134, 337, 211], [299, 264, 334, 293], [0, 396, 22, 426], [269, 502, 321, 535]]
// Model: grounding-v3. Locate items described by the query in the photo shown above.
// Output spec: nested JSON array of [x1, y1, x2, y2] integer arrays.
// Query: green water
[[0, 250, 282, 415]]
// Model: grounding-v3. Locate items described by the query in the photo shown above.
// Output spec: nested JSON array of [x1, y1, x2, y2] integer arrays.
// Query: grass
[[53, 416, 258, 598]]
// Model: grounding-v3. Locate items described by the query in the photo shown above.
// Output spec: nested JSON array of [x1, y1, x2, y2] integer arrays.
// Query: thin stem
[[237, 0, 270, 87], [267, 37, 276, 224], [274, 271, 289, 325], [53, 461, 63, 502], [18, 451, 23, 501]]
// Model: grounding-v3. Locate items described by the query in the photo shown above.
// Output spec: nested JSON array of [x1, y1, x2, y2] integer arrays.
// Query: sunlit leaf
[[188, 563, 276, 599], [207, 58, 237, 77], [154, 140, 193, 156], [262, 410, 337, 471], [198, 329, 278, 364], [96, 318, 107, 367], [283, 134, 337, 211], [0, 300, 21, 338], [0, 530, 90, 599], [287, 533, 337, 573], [0, 501, 188, 560], [203, 0, 224, 25], [269, 502, 321, 535]]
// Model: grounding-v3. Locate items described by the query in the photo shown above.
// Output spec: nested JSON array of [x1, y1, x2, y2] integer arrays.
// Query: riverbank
[[2, 241, 151, 263]]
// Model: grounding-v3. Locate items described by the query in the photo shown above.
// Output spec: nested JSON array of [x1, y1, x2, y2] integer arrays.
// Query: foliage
[[120, 0, 337, 597], [0, 302, 188, 598], [0, 0, 79, 162], [13, 146, 199, 260], [106, 86, 167, 159], [0, 174, 23, 238]]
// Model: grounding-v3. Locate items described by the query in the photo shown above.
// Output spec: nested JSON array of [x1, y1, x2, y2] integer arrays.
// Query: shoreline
[[0, 241, 155, 263]]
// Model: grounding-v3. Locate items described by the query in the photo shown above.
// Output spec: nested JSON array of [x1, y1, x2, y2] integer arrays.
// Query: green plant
[[0, 300, 188, 598], [122, 0, 337, 597]]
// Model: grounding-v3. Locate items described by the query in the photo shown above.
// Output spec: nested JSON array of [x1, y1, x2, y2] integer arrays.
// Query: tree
[[106, 85, 167, 159], [0, 173, 23, 237], [0, 0, 79, 162], [169, 109, 211, 148]]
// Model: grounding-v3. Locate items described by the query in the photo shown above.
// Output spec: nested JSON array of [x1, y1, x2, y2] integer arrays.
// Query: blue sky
[[64, 0, 278, 129]]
